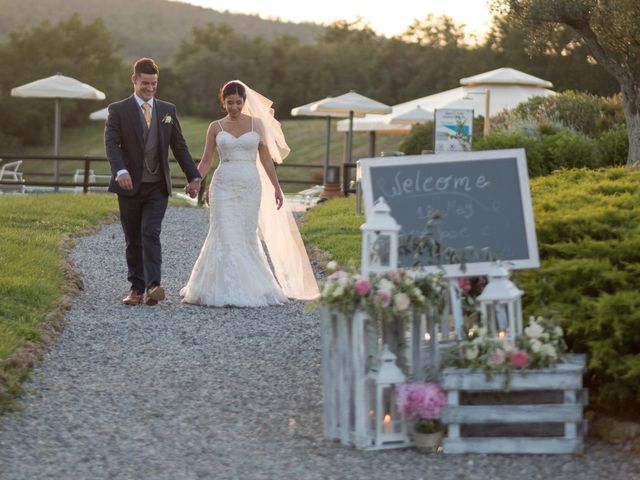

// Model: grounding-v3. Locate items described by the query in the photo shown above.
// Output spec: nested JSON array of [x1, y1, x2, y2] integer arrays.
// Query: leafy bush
[[400, 121, 434, 154], [541, 131, 600, 169], [497, 90, 625, 137], [473, 130, 549, 177], [597, 125, 628, 167], [514, 167, 640, 418]]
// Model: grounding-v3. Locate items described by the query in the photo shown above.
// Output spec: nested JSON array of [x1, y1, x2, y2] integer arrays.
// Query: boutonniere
[[162, 114, 173, 125]]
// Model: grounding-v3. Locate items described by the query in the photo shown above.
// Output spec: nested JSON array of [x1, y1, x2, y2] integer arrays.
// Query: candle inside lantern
[[424, 332, 431, 341], [383, 414, 392, 433], [498, 330, 506, 340]]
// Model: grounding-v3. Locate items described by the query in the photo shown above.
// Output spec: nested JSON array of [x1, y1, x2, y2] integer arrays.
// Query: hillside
[[0, 0, 324, 63]]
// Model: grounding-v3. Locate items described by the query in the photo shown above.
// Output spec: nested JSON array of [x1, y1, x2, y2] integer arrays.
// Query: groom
[[105, 57, 201, 306]]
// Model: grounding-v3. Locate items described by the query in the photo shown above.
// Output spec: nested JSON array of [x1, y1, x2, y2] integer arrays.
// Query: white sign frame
[[358, 148, 540, 277]]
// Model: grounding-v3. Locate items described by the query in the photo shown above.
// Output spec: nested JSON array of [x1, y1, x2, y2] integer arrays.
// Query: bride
[[180, 80, 319, 307]]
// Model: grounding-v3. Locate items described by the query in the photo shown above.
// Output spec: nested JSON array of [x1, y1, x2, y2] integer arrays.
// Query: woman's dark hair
[[219, 81, 247, 105]]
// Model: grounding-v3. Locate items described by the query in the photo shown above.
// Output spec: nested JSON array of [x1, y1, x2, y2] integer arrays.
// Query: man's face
[[132, 73, 158, 101]]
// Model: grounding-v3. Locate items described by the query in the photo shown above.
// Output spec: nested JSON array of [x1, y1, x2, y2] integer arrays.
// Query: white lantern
[[477, 264, 524, 343], [368, 344, 410, 449], [360, 197, 401, 277]]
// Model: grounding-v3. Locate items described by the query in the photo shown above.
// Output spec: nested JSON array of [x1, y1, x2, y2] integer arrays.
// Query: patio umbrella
[[11, 73, 106, 188], [89, 107, 109, 121], [385, 105, 433, 125], [291, 98, 350, 184], [311, 91, 391, 164]]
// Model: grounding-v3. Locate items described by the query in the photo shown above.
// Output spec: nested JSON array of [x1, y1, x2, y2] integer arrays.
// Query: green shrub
[[597, 125, 628, 167], [499, 90, 624, 137], [514, 167, 640, 418], [400, 121, 434, 154], [541, 131, 600, 169], [473, 130, 548, 177]]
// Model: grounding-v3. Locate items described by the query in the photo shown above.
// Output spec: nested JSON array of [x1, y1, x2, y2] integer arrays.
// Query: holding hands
[[185, 178, 202, 198]]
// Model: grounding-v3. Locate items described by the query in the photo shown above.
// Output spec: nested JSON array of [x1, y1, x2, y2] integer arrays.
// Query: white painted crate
[[441, 354, 587, 454]]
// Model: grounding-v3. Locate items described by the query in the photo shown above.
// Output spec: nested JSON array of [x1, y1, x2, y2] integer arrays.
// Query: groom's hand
[[186, 179, 201, 198], [117, 172, 133, 191]]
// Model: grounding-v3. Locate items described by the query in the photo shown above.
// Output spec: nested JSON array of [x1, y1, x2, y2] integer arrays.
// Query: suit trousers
[[118, 181, 169, 292]]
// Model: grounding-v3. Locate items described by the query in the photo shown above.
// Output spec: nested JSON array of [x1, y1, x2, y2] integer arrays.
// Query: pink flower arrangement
[[510, 350, 529, 368], [354, 279, 371, 297], [397, 382, 447, 433], [376, 289, 391, 307], [487, 350, 505, 367]]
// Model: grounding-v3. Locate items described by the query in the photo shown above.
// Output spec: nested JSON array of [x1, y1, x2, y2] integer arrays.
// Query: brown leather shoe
[[123, 289, 144, 305], [144, 285, 165, 306]]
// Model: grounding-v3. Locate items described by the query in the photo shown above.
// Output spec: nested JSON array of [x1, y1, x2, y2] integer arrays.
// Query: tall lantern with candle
[[368, 345, 410, 449], [476, 264, 524, 343], [360, 197, 401, 278]]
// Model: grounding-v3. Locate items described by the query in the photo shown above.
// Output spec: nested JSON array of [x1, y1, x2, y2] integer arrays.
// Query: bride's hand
[[275, 189, 283, 210]]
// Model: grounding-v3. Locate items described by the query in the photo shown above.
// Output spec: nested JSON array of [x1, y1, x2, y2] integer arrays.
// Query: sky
[[173, 0, 495, 39]]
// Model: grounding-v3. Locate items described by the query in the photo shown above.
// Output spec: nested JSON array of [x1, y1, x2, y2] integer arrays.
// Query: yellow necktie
[[142, 103, 151, 128]]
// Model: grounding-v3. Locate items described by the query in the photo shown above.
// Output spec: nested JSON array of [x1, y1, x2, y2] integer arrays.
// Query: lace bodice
[[216, 116, 262, 163]]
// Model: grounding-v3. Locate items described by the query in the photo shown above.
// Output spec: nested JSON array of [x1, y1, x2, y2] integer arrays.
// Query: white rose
[[378, 279, 394, 291], [333, 285, 344, 297], [393, 292, 411, 311], [338, 276, 350, 287], [326, 261, 338, 272], [478, 327, 488, 337], [530, 339, 542, 353], [541, 343, 557, 359], [554, 326, 564, 337], [465, 345, 479, 361], [525, 321, 544, 339], [412, 287, 421, 296], [322, 283, 332, 297]]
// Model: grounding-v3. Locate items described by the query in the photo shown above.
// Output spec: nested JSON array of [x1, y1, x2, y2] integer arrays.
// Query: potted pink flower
[[396, 382, 447, 452]]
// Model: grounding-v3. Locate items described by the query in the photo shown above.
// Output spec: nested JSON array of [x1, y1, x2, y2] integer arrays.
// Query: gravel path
[[0, 206, 639, 480]]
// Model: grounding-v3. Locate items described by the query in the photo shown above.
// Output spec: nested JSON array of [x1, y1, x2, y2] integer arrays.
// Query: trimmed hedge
[[515, 167, 640, 418]]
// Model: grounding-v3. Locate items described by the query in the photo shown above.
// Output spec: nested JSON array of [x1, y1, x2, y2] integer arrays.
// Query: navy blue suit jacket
[[104, 95, 199, 196]]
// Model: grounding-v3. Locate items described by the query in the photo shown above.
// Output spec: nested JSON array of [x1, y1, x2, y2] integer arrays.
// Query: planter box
[[441, 354, 587, 454]]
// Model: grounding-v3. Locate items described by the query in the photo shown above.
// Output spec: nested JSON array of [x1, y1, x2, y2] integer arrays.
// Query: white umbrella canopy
[[385, 105, 433, 125], [291, 98, 352, 184], [310, 91, 392, 116], [311, 91, 392, 164], [11, 73, 106, 189], [89, 107, 109, 121]]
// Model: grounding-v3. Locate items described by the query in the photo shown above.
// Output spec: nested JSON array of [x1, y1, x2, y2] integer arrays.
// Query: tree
[[490, 0, 640, 167]]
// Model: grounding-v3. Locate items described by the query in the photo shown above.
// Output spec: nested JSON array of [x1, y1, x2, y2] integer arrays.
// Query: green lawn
[[0, 194, 118, 410], [18, 117, 404, 193]]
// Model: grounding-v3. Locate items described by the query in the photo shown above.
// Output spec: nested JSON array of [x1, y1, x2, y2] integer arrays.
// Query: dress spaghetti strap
[[217, 120, 224, 132]]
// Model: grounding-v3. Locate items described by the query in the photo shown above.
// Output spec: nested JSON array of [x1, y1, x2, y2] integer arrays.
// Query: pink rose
[[376, 289, 391, 307], [511, 350, 529, 368], [354, 279, 371, 297], [487, 350, 505, 367], [458, 277, 471, 293]]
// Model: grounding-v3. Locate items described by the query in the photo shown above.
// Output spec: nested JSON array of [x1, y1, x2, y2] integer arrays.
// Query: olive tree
[[491, 0, 640, 167]]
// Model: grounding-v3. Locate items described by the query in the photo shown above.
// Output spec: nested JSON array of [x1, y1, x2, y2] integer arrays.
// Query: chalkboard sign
[[359, 149, 539, 276]]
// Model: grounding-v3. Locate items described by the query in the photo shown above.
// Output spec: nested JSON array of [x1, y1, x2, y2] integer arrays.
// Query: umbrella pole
[[368, 131, 376, 157], [54, 98, 61, 192], [324, 116, 331, 184], [347, 110, 354, 164]]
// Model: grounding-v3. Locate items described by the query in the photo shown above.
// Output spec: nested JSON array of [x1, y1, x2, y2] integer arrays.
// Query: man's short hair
[[133, 58, 159, 77]]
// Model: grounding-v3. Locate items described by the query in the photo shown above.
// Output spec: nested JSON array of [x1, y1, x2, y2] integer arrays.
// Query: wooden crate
[[441, 354, 587, 454]]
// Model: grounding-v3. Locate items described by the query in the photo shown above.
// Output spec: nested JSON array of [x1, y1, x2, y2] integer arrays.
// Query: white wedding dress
[[180, 119, 289, 307]]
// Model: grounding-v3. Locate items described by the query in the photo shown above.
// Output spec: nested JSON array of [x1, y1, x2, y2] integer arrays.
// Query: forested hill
[[0, 0, 323, 63]]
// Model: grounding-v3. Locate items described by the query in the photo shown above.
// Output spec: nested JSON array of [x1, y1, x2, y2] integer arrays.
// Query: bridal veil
[[226, 80, 319, 300]]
